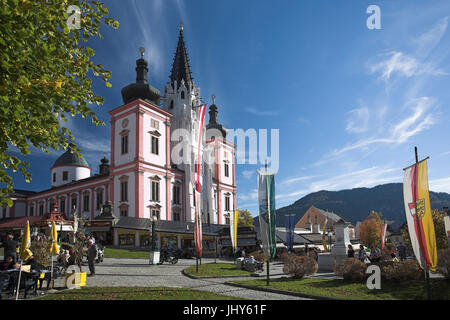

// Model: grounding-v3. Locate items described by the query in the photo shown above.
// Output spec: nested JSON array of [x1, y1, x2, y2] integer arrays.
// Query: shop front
[[83, 220, 114, 245]]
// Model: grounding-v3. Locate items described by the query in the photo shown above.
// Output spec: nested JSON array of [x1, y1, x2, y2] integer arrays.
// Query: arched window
[[181, 91, 185, 99], [170, 100, 174, 109]]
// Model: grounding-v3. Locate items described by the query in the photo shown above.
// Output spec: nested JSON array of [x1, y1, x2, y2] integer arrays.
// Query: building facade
[[0, 26, 237, 248]]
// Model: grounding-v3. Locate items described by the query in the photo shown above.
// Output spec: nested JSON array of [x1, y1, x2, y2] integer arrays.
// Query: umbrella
[[16, 221, 33, 300], [49, 221, 59, 288]]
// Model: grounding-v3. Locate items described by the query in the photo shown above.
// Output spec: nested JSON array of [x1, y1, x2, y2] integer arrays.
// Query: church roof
[[52, 147, 90, 168], [169, 25, 193, 89]]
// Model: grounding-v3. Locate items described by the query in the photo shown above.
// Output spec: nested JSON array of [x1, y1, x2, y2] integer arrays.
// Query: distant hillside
[[253, 183, 450, 227]]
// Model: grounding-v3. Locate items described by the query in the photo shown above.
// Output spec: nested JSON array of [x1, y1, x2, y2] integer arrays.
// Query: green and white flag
[[257, 170, 277, 260]]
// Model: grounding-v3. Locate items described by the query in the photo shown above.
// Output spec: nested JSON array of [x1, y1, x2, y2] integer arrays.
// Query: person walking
[[347, 244, 355, 258], [0, 234, 19, 263], [396, 242, 407, 261], [87, 239, 98, 277]]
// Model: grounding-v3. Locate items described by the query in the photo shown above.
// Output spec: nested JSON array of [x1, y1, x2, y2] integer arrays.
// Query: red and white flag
[[381, 221, 388, 250], [193, 104, 206, 258]]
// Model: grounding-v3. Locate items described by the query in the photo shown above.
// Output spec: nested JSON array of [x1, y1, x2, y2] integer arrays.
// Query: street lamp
[[149, 215, 159, 265]]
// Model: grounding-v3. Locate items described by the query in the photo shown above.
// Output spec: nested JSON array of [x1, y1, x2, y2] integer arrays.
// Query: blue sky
[[9, 0, 450, 217]]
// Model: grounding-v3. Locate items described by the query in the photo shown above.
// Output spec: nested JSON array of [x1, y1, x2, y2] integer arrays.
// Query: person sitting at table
[[1, 255, 19, 271], [23, 255, 44, 271]]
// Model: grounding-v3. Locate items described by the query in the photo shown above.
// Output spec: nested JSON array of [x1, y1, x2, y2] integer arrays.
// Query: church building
[[0, 26, 237, 251]]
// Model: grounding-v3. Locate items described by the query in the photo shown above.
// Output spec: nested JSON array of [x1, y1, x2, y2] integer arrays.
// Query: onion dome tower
[[121, 47, 161, 105], [206, 94, 227, 139], [50, 144, 91, 187]]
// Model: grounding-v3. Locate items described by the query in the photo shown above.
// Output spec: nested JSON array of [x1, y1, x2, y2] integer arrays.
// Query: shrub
[[437, 249, 450, 279], [283, 255, 318, 279], [29, 240, 52, 267], [248, 251, 267, 263], [333, 258, 367, 281], [381, 260, 422, 282]]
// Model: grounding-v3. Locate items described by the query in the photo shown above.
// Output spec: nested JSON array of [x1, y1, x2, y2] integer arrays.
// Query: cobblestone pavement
[[51, 258, 312, 300]]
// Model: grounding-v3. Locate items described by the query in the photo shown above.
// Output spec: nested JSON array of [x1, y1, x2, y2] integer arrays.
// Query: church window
[[172, 211, 180, 221], [170, 100, 174, 109], [151, 180, 160, 202], [53, 173, 56, 182], [225, 195, 230, 212], [120, 181, 128, 202], [120, 209, 128, 217], [224, 162, 229, 177], [29, 206, 34, 217], [225, 215, 230, 225], [121, 135, 128, 154], [181, 91, 185, 99], [96, 190, 103, 210], [63, 171, 68, 181], [39, 203, 44, 216], [151, 208, 160, 220], [151, 136, 159, 155], [173, 185, 180, 205], [60, 199, 65, 213], [83, 193, 90, 212]]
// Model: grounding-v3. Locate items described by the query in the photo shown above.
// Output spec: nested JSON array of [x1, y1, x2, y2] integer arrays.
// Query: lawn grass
[[184, 262, 251, 277], [104, 247, 150, 259], [232, 277, 450, 300], [37, 286, 243, 300]]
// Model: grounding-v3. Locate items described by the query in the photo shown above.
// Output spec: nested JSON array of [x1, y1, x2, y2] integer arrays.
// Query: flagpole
[[15, 260, 23, 300], [413, 146, 431, 300], [265, 159, 270, 286]]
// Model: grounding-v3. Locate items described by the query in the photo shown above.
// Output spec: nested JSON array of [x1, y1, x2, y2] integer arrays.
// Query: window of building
[[225, 216, 230, 224], [225, 195, 230, 212], [62, 171, 68, 181], [120, 209, 128, 217], [60, 199, 65, 214], [151, 119, 159, 129], [172, 211, 180, 221], [224, 162, 229, 177], [83, 194, 89, 212], [29, 206, 34, 217], [121, 135, 128, 154], [3, 207, 7, 219], [151, 136, 159, 155], [118, 234, 134, 246], [193, 187, 196, 206], [151, 180, 160, 202], [71, 197, 77, 211], [53, 172, 56, 182], [120, 181, 128, 202], [96, 190, 103, 210], [170, 100, 174, 109], [151, 208, 160, 220], [173, 185, 180, 205], [181, 91, 185, 99], [39, 203, 44, 216]]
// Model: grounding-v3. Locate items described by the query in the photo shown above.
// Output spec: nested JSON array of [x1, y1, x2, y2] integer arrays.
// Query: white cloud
[[333, 97, 436, 156], [245, 107, 279, 117], [241, 170, 255, 180], [280, 175, 316, 185], [369, 51, 420, 81], [345, 107, 370, 134], [429, 176, 450, 193]]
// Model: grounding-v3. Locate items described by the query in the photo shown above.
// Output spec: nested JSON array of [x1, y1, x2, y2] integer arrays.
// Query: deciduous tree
[[360, 210, 382, 248], [0, 0, 119, 206]]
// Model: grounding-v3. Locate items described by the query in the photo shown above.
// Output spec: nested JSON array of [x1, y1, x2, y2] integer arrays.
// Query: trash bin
[[236, 257, 245, 270]]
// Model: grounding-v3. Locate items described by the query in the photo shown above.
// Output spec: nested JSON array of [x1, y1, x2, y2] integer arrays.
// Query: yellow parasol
[[20, 220, 33, 261], [49, 221, 59, 255]]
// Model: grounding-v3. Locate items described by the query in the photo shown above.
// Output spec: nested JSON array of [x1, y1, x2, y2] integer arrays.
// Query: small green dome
[[52, 147, 90, 168]]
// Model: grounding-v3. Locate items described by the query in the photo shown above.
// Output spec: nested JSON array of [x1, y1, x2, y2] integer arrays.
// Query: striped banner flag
[[285, 214, 295, 251], [193, 104, 206, 258], [403, 159, 437, 271], [258, 170, 277, 260], [381, 221, 388, 250]]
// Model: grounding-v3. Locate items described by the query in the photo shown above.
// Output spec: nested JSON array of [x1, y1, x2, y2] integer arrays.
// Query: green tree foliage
[[237, 209, 254, 227], [402, 209, 448, 251], [0, 0, 119, 206], [360, 210, 382, 248]]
